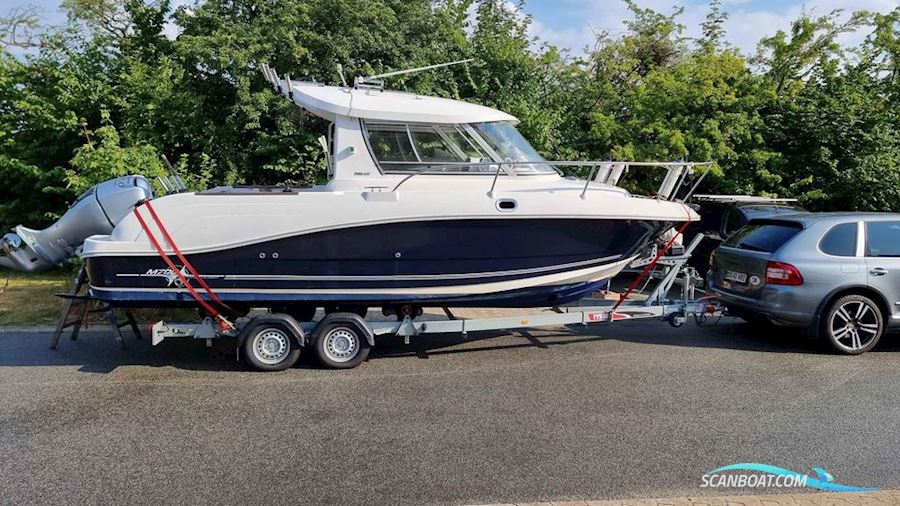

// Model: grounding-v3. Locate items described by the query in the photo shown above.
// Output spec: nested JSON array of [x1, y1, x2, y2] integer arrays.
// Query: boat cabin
[[262, 68, 560, 190]]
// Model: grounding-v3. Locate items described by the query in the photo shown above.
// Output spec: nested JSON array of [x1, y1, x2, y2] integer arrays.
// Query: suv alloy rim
[[830, 300, 880, 351]]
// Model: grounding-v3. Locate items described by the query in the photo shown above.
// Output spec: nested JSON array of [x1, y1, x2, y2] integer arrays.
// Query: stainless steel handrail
[[388, 160, 713, 200]]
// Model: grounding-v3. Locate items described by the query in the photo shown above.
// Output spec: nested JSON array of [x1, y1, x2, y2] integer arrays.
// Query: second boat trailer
[[150, 231, 725, 371]]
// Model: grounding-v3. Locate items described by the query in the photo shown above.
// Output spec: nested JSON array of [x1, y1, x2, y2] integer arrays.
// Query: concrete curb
[[469, 490, 900, 506]]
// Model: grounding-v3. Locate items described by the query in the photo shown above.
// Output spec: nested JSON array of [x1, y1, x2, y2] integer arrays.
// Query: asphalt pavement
[[1, 317, 899, 505]]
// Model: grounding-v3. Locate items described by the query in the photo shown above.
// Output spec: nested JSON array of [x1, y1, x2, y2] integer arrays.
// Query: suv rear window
[[723, 221, 803, 253]]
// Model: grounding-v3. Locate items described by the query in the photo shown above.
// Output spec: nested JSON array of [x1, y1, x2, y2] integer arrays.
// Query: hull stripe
[[94, 257, 633, 297], [113, 254, 621, 282]]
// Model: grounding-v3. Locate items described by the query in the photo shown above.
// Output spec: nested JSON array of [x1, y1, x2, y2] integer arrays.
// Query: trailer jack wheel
[[668, 312, 686, 328]]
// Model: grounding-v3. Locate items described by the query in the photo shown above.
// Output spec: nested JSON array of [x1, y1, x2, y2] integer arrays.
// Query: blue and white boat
[[1, 64, 700, 317]]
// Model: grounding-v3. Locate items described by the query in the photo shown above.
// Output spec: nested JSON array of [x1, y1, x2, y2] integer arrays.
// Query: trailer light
[[766, 261, 804, 286]]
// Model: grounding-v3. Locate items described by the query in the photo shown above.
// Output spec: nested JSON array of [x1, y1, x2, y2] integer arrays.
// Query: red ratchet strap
[[141, 200, 232, 312], [133, 202, 234, 330], [611, 204, 693, 314]]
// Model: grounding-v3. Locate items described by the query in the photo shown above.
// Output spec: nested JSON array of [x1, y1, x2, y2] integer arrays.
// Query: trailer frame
[[149, 232, 724, 371]]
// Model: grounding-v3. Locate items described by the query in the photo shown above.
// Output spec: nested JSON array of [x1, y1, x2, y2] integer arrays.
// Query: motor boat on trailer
[[0, 63, 703, 318]]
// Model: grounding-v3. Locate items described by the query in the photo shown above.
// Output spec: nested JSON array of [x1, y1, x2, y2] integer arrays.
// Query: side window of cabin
[[365, 122, 489, 172], [366, 124, 418, 169], [408, 126, 465, 163], [444, 128, 487, 161]]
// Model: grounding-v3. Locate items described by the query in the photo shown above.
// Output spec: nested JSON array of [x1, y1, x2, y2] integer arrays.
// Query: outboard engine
[[0, 175, 154, 272]]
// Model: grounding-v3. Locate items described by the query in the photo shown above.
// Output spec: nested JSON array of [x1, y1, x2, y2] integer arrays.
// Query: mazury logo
[[143, 266, 191, 287], [701, 463, 877, 492], [116, 266, 193, 287], [118, 266, 225, 286]]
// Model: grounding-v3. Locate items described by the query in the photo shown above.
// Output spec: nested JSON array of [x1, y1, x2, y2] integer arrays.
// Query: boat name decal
[[117, 266, 193, 287]]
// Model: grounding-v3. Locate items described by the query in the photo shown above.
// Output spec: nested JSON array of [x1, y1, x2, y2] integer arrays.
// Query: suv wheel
[[821, 294, 884, 355]]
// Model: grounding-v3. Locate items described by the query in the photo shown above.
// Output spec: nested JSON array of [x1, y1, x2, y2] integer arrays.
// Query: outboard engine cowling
[[0, 175, 154, 272]]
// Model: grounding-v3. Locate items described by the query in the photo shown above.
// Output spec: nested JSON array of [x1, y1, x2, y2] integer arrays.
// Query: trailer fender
[[238, 313, 307, 348], [314, 313, 375, 347]]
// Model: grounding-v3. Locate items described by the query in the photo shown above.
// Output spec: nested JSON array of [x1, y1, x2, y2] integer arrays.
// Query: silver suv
[[709, 213, 900, 354]]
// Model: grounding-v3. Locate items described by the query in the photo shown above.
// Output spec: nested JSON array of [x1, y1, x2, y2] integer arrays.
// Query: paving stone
[[491, 491, 900, 506]]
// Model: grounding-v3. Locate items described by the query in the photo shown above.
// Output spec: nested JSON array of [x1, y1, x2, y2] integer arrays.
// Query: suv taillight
[[766, 261, 804, 286]]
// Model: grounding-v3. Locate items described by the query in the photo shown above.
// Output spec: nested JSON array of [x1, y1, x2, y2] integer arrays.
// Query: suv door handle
[[870, 267, 889, 276]]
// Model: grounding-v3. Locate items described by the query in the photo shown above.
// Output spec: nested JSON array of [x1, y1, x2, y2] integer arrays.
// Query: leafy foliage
[[0, 0, 899, 229]]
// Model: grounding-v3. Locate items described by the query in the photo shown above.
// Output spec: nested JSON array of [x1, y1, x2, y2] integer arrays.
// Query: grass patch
[[0, 270, 200, 327], [0, 271, 73, 326]]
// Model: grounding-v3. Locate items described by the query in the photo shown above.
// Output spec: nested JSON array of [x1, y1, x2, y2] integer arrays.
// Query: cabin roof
[[284, 81, 518, 124]]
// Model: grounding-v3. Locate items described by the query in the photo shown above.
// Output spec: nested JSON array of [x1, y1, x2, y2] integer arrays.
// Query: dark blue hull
[[86, 218, 667, 308], [90, 280, 607, 308]]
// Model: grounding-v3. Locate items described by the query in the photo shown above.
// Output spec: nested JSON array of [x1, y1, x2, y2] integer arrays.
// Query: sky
[[10, 0, 900, 56], [519, 0, 899, 55]]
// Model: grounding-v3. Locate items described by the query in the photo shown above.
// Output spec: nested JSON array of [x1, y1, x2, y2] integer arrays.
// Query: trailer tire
[[313, 321, 370, 369], [241, 322, 302, 371]]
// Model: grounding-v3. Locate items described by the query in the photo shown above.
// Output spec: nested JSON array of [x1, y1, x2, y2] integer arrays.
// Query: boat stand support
[[50, 266, 143, 350]]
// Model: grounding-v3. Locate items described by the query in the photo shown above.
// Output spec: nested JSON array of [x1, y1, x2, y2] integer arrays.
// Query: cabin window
[[442, 128, 486, 160], [363, 121, 557, 174], [409, 126, 466, 163], [364, 122, 493, 172], [366, 124, 419, 165]]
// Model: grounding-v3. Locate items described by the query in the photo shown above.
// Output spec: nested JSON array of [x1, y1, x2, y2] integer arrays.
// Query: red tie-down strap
[[140, 200, 233, 311], [133, 201, 234, 331], [611, 204, 694, 314]]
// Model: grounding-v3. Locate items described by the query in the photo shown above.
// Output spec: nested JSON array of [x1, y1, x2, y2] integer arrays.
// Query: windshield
[[473, 122, 556, 174]]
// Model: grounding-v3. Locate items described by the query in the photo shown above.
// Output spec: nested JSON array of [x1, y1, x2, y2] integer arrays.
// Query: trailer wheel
[[313, 322, 370, 369], [241, 322, 302, 371]]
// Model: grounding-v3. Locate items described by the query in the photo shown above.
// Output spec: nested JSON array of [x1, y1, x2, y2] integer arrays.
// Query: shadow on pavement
[[373, 317, 900, 359], [2, 317, 897, 373], [0, 329, 272, 373]]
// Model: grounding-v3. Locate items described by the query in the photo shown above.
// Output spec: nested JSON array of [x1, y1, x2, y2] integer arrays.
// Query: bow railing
[[387, 160, 713, 202]]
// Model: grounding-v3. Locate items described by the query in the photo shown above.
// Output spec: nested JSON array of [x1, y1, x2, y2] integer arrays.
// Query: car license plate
[[724, 270, 748, 283]]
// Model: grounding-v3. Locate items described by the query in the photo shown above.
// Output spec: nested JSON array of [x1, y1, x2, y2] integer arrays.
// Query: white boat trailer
[[151, 231, 724, 371]]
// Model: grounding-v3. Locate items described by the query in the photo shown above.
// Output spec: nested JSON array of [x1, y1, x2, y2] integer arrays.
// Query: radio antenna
[[354, 58, 474, 90]]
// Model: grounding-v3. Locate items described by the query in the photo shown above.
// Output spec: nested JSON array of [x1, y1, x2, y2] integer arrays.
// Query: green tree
[[759, 8, 900, 210], [2, 0, 900, 233]]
